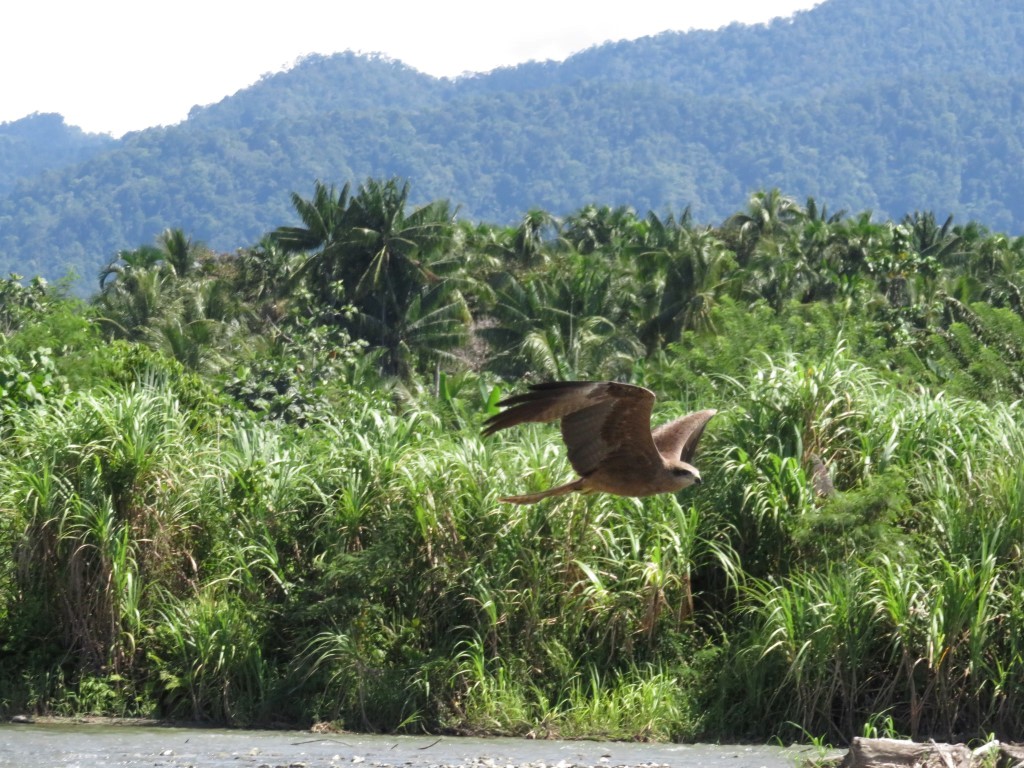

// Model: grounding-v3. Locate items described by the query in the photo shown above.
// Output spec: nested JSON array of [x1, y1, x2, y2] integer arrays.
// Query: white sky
[[3, 0, 821, 137]]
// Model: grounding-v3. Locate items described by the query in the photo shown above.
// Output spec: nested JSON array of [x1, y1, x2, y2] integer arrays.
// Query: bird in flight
[[482, 381, 716, 505]]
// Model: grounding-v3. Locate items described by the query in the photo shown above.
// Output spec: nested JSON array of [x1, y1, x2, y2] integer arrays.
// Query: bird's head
[[668, 461, 702, 490]]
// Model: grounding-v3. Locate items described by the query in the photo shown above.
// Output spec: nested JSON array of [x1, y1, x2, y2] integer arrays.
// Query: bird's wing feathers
[[560, 395, 660, 474], [481, 381, 603, 436], [482, 381, 662, 475], [650, 409, 717, 462]]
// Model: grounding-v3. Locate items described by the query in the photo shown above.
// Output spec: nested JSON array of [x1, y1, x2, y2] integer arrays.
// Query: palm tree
[[744, 238, 812, 313], [829, 212, 895, 292], [345, 178, 454, 305], [99, 229, 203, 294], [341, 179, 463, 369], [561, 204, 642, 257], [96, 266, 176, 341], [356, 280, 472, 380], [968, 233, 1024, 314], [903, 212, 963, 266], [234, 236, 304, 306], [723, 189, 806, 265], [271, 180, 353, 306], [788, 200, 846, 303], [149, 316, 225, 373], [159, 228, 197, 279], [482, 251, 643, 379], [727, 189, 806, 239], [639, 214, 738, 345], [520, 313, 643, 380], [512, 208, 559, 264], [270, 177, 472, 379], [272, 180, 352, 255], [99, 245, 164, 293]]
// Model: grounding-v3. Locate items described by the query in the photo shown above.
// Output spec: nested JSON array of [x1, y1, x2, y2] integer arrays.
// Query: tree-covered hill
[[482, 0, 1024, 98], [0, 113, 114, 197], [1, 0, 1023, 289]]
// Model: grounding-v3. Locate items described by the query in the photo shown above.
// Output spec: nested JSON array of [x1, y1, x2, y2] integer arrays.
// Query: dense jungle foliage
[[2, 0, 1023, 286], [4, 179, 1024, 745]]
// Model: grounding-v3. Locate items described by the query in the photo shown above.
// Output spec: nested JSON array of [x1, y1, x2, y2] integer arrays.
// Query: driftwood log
[[840, 738, 1024, 768]]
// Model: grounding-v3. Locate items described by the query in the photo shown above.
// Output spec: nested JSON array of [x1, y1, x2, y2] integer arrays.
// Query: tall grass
[[722, 546, 1024, 743], [448, 634, 699, 740], [4, 349, 1024, 741], [2, 382, 200, 675], [153, 590, 271, 723], [703, 349, 1024, 742]]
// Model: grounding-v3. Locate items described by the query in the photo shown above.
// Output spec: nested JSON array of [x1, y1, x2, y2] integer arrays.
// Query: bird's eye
[[674, 467, 692, 477]]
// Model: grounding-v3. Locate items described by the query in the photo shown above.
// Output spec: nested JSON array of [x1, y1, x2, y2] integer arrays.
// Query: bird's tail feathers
[[499, 477, 585, 505]]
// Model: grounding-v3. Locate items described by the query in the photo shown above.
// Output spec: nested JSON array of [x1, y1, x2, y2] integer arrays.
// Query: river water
[[0, 722, 822, 768]]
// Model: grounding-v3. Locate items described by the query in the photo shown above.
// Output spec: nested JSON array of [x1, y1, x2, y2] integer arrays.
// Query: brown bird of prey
[[482, 380, 716, 505]]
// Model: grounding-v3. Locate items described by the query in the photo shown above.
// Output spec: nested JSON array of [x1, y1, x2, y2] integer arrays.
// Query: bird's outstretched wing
[[482, 381, 663, 476], [650, 409, 717, 462]]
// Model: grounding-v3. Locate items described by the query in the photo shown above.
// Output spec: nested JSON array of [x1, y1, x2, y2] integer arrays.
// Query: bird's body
[[482, 381, 716, 504]]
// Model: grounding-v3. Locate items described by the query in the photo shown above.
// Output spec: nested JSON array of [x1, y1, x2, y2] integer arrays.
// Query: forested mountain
[[473, 0, 1024, 96], [0, 113, 114, 197], [1, 0, 1022, 290]]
